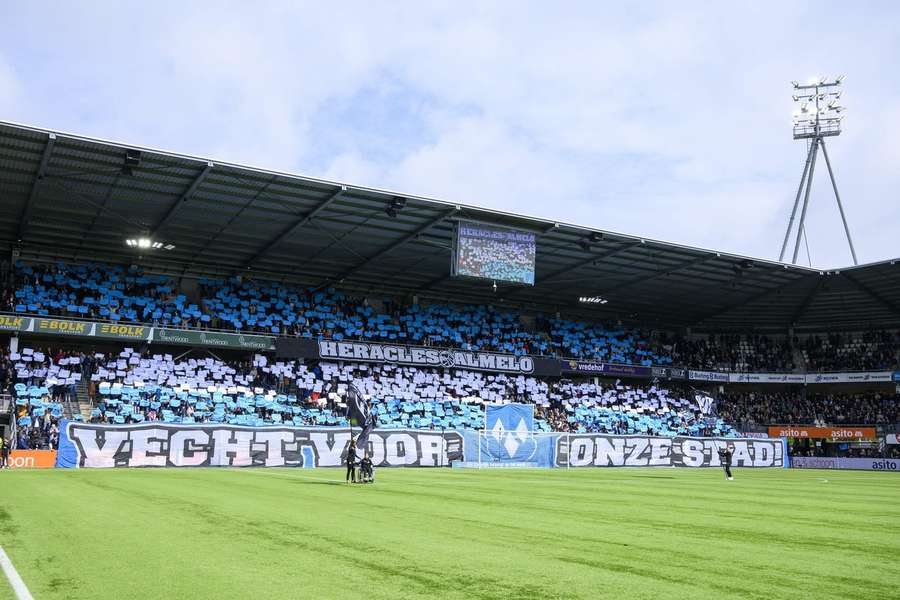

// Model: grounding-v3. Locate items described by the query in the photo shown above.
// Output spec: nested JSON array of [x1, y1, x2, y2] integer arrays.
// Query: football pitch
[[1, 468, 898, 599]]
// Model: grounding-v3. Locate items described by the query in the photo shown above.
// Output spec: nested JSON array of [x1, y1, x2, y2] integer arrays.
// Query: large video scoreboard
[[452, 220, 536, 285]]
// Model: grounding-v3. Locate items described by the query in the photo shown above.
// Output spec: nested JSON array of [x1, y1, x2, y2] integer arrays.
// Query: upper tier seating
[[7, 347, 733, 436], [6, 260, 898, 372], [6, 262, 204, 327]]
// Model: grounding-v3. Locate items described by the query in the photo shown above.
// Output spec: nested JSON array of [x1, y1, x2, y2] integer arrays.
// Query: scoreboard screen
[[452, 221, 536, 285]]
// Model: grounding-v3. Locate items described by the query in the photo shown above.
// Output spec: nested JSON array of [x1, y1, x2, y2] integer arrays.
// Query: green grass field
[[1, 467, 899, 599]]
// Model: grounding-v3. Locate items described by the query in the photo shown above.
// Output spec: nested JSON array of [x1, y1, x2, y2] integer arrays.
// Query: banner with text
[[560, 360, 651, 378], [729, 373, 806, 384], [55, 421, 787, 470], [56, 421, 464, 468], [0, 314, 274, 351], [767, 426, 878, 439], [275, 338, 561, 376], [556, 434, 786, 468], [804, 371, 895, 384], [7, 450, 57, 469], [688, 370, 731, 383], [791, 456, 900, 472]]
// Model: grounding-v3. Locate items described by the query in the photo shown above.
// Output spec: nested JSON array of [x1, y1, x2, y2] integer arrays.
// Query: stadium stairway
[[76, 378, 93, 421], [792, 346, 808, 372]]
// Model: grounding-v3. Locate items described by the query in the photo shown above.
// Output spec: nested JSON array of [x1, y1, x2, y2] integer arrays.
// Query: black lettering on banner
[[625, 438, 650, 466], [555, 434, 784, 468], [66, 424, 464, 469], [275, 338, 558, 375]]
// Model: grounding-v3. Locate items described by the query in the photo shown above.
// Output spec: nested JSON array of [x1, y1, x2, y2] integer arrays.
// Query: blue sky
[[1, 1, 898, 268]]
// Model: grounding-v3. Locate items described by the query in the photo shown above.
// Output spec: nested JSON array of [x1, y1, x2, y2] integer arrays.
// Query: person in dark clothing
[[0, 436, 8, 469], [346, 438, 357, 484], [359, 453, 373, 483], [718, 445, 734, 480]]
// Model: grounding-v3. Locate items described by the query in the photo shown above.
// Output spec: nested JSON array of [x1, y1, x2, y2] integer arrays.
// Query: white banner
[[556, 435, 785, 468], [728, 373, 806, 384], [59, 423, 464, 468], [804, 371, 894, 384], [791, 456, 900, 471], [688, 370, 730, 382]]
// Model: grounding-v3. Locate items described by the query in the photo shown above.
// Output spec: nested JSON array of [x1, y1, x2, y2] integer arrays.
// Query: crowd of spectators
[[2, 260, 899, 373], [4, 346, 97, 449], [802, 330, 900, 372], [5, 345, 733, 437], [0, 260, 669, 364], [718, 390, 900, 426], [2, 262, 205, 328], [664, 333, 796, 372], [788, 440, 900, 459]]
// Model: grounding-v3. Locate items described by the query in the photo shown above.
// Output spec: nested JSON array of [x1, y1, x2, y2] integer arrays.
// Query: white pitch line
[[0, 546, 35, 600]]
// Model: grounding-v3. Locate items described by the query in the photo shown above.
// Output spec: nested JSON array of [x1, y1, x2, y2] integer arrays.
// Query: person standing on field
[[345, 438, 357, 484], [718, 445, 734, 480]]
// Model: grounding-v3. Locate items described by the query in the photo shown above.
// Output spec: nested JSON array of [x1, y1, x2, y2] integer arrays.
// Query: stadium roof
[[1, 119, 898, 333]]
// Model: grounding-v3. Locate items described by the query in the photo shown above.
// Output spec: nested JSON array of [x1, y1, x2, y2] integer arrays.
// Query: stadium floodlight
[[125, 237, 175, 250], [385, 196, 406, 218], [779, 76, 858, 267]]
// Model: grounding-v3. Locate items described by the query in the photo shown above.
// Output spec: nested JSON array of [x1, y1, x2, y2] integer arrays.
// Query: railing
[[1, 310, 258, 337], [1, 393, 13, 443]]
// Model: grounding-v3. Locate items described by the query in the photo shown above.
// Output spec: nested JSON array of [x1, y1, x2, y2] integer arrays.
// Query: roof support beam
[[603, 254, 718, 297], [501, 241, 642, 300], [150, 162, 213, 237], [841, 272, 900, 316], [243, 186, 346, 268], [789, 276, 825, 325], [689, 273, 814, 325], [330, 208, 457, 284], [18, 133, 56, 242], [541, 241, 642, 285]]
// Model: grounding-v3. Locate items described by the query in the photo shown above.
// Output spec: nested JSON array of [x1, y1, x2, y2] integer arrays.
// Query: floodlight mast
[[779, 76, 858, 265]]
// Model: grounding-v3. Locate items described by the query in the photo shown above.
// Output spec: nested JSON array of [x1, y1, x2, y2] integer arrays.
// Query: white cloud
[[0, 1, 897, 268], [0, 54, 21, 116]]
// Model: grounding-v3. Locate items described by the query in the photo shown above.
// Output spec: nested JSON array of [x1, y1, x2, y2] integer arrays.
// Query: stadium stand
[[717, 389, 900, 427], [3, 260, 669, 364], [8, 259, 899, 373], [3, 262, 202, 327], [801, 330, 900, 372], [15, 259, 898, 373], [542, 380, 735, 437], [664, 333, 796, 372], [5, 345, 735, 440]]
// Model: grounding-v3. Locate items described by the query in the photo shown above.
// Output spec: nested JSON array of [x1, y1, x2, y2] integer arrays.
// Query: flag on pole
[[692, 388, 718, 426], [345, 384, 376, 448]]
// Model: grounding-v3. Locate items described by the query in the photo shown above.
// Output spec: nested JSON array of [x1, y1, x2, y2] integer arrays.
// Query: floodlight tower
[[779, 76, 857, 265]]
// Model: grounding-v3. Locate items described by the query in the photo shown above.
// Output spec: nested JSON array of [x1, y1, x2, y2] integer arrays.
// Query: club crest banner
[[482, 403, 537, 462]]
